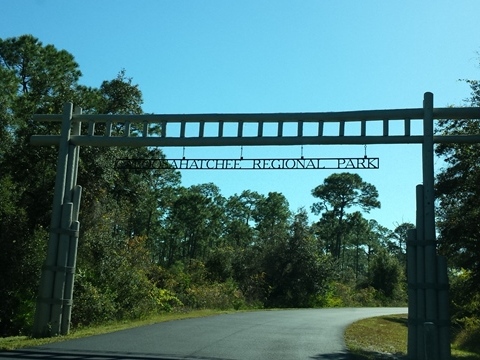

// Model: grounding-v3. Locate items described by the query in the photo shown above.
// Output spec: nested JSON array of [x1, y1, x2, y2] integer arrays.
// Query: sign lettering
[[115, 157, 379, 170]]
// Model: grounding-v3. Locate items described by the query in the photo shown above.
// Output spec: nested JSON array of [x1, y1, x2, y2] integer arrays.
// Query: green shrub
[[72, 274, 117, 327], [315, 282, 384, 307], [149, 288, 183, 312], [184, 280, 246, 310], [352, 286, 382, 307], [313, 282, 344, 307], [453, 317, 480, 353]]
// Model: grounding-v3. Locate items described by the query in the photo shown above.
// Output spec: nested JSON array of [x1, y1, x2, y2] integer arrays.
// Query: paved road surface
[[1, 308, 407, 360]]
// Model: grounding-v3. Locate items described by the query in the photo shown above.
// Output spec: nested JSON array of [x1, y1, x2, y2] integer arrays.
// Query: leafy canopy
[[311, 172, 380, 217]]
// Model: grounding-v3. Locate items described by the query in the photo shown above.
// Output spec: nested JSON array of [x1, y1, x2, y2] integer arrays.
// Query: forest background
[[0, 35, 479, 346]]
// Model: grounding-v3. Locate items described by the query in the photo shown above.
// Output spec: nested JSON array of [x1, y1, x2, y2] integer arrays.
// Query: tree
[[435, 75, 480, 294], [0, 35, 81, 118], [311, 173, 380, 259], [253, 192, 291, 248], [391, 222, 414, 265], [0, 34, 180, 335], [344, 212, 370, 281], [369, 249, 404, 300], [262, 209, 335, 307], [98, 69, 142, 115], [0, 66, 18, 157], [223, 190, 262, 247], [0, 35, 83, 336], [161, 184, 225, 265]]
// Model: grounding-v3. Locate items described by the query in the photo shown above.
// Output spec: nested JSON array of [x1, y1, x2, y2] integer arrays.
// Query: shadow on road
[[310, 352, 351, 359], [311, 350, 407, 359], [0, 348, 234, 360], [0, 349, 407, 360]]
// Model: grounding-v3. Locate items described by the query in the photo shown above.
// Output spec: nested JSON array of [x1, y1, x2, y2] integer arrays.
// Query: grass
[[0, 309, 232, 351], [345, 314, 408, 359], [345, 314, 480, 360]]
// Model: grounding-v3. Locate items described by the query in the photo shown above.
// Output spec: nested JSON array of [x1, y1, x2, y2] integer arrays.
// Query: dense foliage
[[1, 35, 410, 337], [436, 76, 480, 332]]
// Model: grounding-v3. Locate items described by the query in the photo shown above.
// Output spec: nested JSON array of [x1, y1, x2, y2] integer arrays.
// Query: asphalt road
[[1, 308, 407, 360]]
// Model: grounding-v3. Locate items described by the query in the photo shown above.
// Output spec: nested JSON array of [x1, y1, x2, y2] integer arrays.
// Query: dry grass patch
[[345, 314, 480, 360], [345, 314, 408, 359]]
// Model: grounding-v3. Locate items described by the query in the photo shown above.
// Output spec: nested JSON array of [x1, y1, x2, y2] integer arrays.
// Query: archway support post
[[406, 93, 451, 360], [423, 92, 440, 360], [32, 103, 82, 338]]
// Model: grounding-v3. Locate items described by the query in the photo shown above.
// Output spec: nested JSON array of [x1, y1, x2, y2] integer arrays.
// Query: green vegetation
[[346, 314, 408, 359], [0, 34, 409, 338], [435, 76, 480, 354], [1, 34, 479, 357]]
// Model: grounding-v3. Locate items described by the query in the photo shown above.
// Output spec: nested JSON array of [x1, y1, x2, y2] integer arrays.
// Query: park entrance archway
[[30, 93, 480, 360]]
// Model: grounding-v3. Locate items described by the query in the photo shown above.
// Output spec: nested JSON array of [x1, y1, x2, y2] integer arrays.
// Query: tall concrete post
[[416, 185, 426, 360], [423, 92, 439, 359], [407, 228, 417, 358], [437, 256, 451, 360], [33, 103, 74, 337], [60, 107, 82, 335]]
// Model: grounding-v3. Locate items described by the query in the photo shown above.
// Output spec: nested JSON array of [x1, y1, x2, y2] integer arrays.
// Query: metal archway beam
[[31, 106, 480, 147]]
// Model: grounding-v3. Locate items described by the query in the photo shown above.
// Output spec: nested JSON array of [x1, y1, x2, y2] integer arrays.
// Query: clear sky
[[2, 0, 479, 230]]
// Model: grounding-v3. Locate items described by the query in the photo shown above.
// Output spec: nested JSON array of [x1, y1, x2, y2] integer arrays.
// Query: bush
[[450, 269, 480, 321], [72, 274, 117, 327], [0, 225, 47, 336], [184, 280, 246, 310], [453, 317, 480, 353], [352, 286, 382, 307], [370, 251, 400, 296], [315, 282, 383, 307], [149, 288, 183, 312], [449, 269, 480, 353], [312, 282, 344, 307]]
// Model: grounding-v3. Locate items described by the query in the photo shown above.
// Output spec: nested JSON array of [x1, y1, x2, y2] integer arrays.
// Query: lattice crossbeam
[[31, 107, 480, 147]]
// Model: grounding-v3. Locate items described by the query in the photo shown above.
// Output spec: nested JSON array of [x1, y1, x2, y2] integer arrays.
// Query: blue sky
[[2, 0, 479, 230]]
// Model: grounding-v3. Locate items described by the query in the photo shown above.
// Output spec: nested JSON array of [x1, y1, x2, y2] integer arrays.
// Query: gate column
[[423, 92, 439, 359], [32, 103, 80, 337]]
